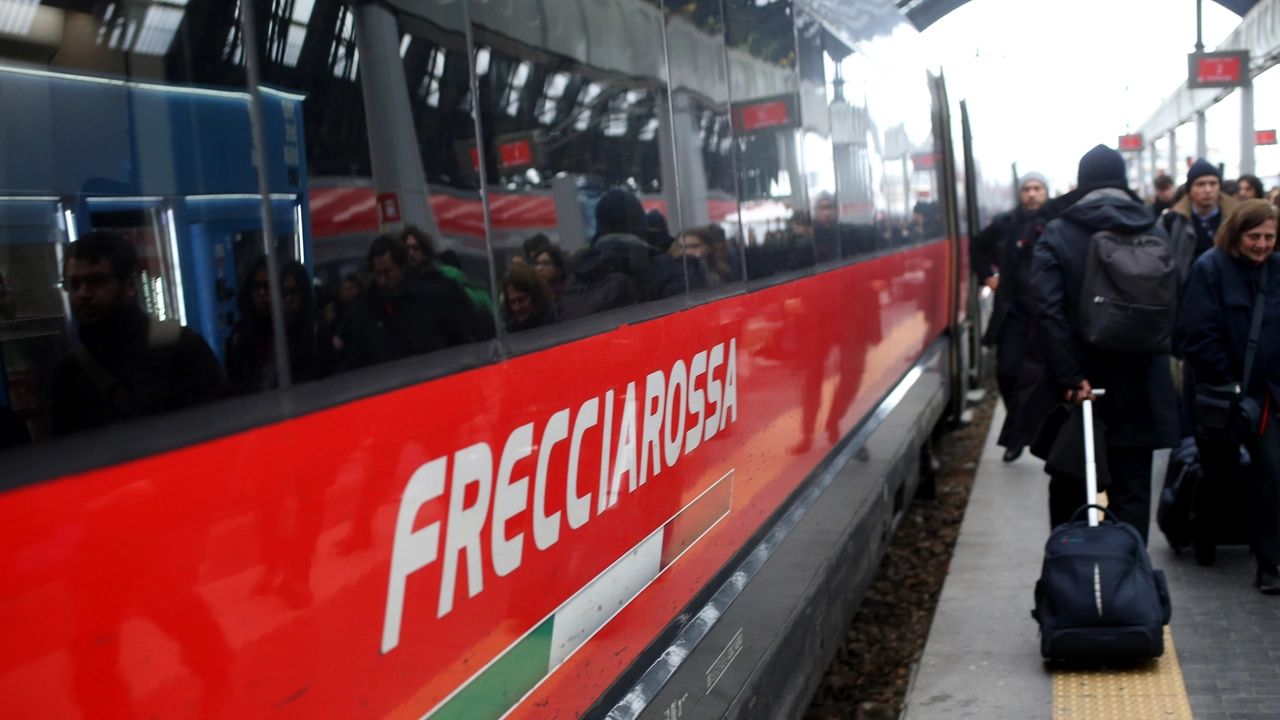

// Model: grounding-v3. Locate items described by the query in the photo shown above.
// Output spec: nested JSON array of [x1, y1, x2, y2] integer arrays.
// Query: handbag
[[1195, 264, 1268, 441]]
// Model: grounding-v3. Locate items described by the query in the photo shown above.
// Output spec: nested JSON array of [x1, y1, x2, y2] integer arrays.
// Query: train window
[[467, 0, 690, 327], [0, 0, 311, 448], [663, 0, 746, 290], [247, 1, 496, 382], [723, 0, 815, 279], [793, 8, 841, 266], [843, 29, 940, 249]]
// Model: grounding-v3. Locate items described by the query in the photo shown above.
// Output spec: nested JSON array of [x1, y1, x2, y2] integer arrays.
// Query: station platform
[[903, 402, 1280, 720]]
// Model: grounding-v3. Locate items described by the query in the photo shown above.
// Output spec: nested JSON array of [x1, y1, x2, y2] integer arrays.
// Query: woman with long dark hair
[[225, 257, 323, 393], [1182, 199, 1280, 590]]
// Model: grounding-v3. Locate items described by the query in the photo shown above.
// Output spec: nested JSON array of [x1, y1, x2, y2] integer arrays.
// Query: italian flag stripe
[[426, 471, 734, 720]]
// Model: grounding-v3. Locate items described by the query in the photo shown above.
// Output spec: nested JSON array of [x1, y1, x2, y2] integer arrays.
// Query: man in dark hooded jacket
[[972, 171, 1050, 462], [559, 190, 694, 321], [1030, 144, 1179, 543]]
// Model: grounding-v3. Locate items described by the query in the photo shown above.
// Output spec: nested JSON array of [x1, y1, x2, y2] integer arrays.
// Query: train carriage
[[0, 0, 1005, 717]]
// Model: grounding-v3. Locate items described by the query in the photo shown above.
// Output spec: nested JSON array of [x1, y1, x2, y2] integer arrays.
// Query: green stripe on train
[[430, 618, 555, 720]]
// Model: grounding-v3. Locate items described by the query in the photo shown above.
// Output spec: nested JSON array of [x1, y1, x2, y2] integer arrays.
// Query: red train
[[0, 0, 1006, 717]]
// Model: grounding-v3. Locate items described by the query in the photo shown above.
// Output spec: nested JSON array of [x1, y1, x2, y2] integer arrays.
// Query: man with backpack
[[1031, 144, 1180, 543]]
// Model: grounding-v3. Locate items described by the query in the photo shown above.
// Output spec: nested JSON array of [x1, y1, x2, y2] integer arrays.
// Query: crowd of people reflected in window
[[0, 172, 944, 455]]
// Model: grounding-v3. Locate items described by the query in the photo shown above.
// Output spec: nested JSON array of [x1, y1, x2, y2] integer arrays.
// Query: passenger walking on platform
[[340, 235, 474, 371], [1180, 199, 1280, 591], [52, 231, 226, 435], [1032, 145, 1179, 543], [1151, 174, 1176, 216], [1165, 160, 1237, 437], [1237, 174, 1264, 201], [1164, 159, 1236, 282], [971, 171, 1049, 462]]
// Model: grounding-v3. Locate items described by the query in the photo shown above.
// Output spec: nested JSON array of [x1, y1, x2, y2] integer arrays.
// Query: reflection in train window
[[0, 0, 310, 447], [467, 0, 690, 325], [724, 0, 814, 279], [664, 0, 746, 290]]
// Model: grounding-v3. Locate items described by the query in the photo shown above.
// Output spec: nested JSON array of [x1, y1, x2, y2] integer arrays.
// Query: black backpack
[[1033, 505, 1172, 663], [1078, 230, 1178, 355]]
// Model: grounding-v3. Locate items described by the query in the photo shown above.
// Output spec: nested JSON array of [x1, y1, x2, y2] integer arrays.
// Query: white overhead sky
[[914, 0, 1246, 193]]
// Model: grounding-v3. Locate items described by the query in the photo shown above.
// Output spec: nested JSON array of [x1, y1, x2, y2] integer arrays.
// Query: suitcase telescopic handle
[[1083, 389, 1106, 527]]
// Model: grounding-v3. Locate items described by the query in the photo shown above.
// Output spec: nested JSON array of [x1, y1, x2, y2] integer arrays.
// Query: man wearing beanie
[[970, 170, 1049, 462], [1026, 144, 1178, 544], [1163, 158, 1235, 282]]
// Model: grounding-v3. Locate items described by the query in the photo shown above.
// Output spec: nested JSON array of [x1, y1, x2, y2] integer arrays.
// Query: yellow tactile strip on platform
[[1053, 627, 1193, 720]]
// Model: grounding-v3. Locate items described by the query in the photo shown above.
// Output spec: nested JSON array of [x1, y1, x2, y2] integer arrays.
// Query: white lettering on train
[[380, 338, 738, 653]]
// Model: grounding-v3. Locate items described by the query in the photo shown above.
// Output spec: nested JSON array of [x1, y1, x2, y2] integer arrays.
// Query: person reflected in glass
[[558, 189, 649, 320], [0, 269, 14, 321], [402, 226, 494, 340], [340, 235, 474, 370], [52, 231, 225, 435], [524, 233, 553, 263], [225, 258, 323, 394], [675, 227, 719, 289], [502, 264, 557, 334], [339, 272, 364, 312], [813, 193, 840, 264], [531, 245, 567, 300]]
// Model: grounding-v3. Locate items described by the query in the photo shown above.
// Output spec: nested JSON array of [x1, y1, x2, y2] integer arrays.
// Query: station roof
[[895, 0, 1260, 32]]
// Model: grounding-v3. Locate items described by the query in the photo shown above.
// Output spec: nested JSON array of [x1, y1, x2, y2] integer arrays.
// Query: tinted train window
[[793, 8, 840, 265], [663, 0, 746, 290], [843, 31, 938, 249], [0, 0, 301, 447], [464, 0, 697, 328], [723, 0, 814, 279]]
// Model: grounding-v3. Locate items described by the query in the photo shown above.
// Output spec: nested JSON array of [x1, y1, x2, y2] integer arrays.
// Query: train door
[[959, 101, 986, 390], [928, 71, 966, 424]]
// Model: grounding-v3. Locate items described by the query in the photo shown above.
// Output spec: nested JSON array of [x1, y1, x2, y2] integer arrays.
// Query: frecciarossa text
[[382, 338, 739, 653]]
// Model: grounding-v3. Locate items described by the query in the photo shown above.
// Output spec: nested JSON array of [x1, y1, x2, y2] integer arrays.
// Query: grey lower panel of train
[[619, 339, 950, 720]]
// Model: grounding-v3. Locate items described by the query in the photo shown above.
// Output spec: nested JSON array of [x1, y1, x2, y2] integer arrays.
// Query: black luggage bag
[[1158, 437, 1253, 562], [1032, 394, 1172, 663]]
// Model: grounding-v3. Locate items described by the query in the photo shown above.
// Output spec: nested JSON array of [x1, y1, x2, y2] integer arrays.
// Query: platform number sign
[[1188, 51, 1250, 89], [1258, 130, 1277, 146]]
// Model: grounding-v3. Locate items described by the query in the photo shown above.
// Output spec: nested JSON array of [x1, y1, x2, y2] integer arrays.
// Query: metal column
[[1149, 142, 1158, 184], [352, 3, 440, 237], [1241, 79, 1256, 175], [1195, 110, 1208, 160], [1169, 129, 1179, 175]]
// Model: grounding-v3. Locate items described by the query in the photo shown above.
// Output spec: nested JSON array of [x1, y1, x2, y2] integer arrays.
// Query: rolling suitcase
[[1032, 392, 1172, 663]]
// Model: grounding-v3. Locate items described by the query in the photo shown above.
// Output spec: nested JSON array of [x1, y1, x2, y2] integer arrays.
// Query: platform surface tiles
[[903, 403, 1280, 720]]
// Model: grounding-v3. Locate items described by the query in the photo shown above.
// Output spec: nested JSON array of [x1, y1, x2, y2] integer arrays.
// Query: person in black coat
[[340, 235, 475, 371], [1180, 199, 1280, 591], [225, 257, 324, 394], [1029, 145, 1179, 542], [972, 171, 1050, 461], [52, 231, 226, 435]]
